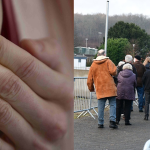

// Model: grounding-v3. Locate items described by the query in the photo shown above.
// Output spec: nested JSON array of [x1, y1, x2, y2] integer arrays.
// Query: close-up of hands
[[0, 36, 73, 150], [0, 0, 74, 150]]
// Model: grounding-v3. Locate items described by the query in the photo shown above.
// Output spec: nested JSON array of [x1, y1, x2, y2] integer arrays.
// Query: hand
[[0, 36, 73, 150]]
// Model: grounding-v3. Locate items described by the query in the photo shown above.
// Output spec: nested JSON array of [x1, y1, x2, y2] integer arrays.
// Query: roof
[[74, 55, 87, 59]]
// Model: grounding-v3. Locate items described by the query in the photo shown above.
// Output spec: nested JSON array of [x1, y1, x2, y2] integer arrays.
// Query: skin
[[0, 0, 73, 150]]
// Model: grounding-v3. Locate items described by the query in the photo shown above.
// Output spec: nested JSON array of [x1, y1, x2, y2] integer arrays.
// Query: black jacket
[[145, 62, 150, 71], [117, 62, 137, 78], [142, 70, 150, 91]]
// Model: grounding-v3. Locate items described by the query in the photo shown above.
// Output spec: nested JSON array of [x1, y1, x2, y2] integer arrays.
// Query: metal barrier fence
[[74, 77, 109, 119], [74, 77, 139, 119]]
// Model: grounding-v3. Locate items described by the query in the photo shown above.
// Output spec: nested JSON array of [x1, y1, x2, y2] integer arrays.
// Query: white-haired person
[[117, 54, 137, 112], [117, 61, 125, 76], [113, 61, 125, 87], [117, 55, 137, 77], [116, 64, 137, 125]]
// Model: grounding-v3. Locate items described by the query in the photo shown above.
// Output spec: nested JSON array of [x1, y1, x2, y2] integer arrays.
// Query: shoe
[[116, 121, 120, 125], [109, 121, 118, 129], [98, 124, 104, 128], [144, 115, 149, 120], [125, 122, 132, 125], [139, 110, 143, 112]]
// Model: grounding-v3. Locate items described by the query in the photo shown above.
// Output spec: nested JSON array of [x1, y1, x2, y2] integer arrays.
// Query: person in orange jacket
[[87, 49, 118, 129]]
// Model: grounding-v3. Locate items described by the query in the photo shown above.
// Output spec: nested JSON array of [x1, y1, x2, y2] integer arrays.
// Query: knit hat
[[123, 63, 133, 70], [134, 55, 141, 61]]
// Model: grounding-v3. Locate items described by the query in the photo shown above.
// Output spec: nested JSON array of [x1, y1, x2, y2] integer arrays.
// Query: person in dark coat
[[142, 57, 150, 120], [117, 55, 137, 112], [133, 55, 146, 112], [143, 57, 150, 71], [116, 64, 137, 125]]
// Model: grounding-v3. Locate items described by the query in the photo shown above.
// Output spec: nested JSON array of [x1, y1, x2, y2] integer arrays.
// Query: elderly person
[[117, 55, 137, 112], [87, 49, 118, 129], [116, 64, 137, 125], [117, 55, 137, 77]]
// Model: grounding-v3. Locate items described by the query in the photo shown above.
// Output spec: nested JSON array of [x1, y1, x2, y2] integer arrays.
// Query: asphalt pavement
[[74, 105, 150, 150]]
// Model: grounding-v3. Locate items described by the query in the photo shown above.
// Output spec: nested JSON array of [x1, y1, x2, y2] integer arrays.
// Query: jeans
[[131, 101, 133, 111], [137, 86, 145, 110], [145, 91, 150, 116], [98, 97, 116, 125]]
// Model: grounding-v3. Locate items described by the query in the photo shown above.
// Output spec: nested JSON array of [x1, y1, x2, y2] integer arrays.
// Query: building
[[74, 47, 98, 56], [74, 54, 87, 70]]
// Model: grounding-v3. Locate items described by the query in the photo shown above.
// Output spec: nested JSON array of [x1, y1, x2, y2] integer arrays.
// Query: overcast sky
[[74, 0, 150, 18]]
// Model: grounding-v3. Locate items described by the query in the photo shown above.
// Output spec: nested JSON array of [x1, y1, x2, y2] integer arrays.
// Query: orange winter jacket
[[87, 56, 117, 99]]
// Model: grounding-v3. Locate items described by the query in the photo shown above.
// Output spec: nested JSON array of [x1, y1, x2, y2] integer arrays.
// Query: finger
[[0, 99, 36, 149], [19, 38, 68, 74], [0, 138, 15, 150], [0, 65, 67, 141], [0, 36, 73, 102]]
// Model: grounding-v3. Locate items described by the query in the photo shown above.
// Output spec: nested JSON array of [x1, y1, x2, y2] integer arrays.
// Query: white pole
[[85, 38, 88, 48], [104, 1, 109, 56]]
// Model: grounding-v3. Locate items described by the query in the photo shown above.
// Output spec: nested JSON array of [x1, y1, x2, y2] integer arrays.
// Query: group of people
[[87, 49, 150, 129]]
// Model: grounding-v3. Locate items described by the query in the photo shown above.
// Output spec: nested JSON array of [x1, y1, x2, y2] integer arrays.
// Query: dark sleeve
[[143, 65, 146, 73], [142, 72, 146, 85], [132, 65, 137, 79], [134, 75, 137, 87]]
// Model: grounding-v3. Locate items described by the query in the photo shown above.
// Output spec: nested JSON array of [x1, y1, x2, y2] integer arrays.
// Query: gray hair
[[97, 49, 105, 56], [125, 55, 133, 63], [118, 61, 125, 67], [123, 63, 133, 70]]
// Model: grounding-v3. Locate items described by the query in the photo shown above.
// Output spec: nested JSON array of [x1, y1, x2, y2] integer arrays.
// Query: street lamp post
[[104, 0, 109, 56], [133, 44, 135, 57], [98, 32, 102, 48], [85, 38, 88, 48]]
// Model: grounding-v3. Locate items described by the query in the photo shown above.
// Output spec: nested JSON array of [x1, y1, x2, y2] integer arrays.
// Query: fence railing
[[74, 77, 106, 119], [74, 77, 139, 119], [74, 67, 90, 70]]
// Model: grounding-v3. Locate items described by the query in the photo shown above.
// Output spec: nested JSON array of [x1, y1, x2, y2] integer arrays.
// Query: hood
[[93, 56, 109, 64], [119, 69, 133, 78]]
